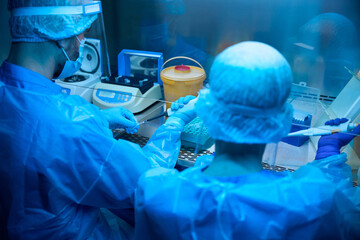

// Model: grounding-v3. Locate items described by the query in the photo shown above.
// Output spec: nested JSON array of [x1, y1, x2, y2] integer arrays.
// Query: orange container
[[160, 56, 206, 109]]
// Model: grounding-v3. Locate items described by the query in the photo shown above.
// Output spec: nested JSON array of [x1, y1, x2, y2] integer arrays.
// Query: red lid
[[174, 65, 191, 73]]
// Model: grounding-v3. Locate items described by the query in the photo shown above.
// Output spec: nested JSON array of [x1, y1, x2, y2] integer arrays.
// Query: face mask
[[57, 36, 85, 79]]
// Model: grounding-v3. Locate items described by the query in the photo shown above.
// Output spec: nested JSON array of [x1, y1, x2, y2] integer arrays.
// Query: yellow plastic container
[[160, 56, 206, 109]]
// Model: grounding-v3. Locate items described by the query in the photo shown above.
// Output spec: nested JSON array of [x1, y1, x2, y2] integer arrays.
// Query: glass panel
[[100, 0, 360, 168], [129, 56, 159, 78]]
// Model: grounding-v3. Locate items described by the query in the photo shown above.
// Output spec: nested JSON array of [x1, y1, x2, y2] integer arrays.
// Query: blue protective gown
[[135, 153, 360, 240], [0, 61, 183, 239]]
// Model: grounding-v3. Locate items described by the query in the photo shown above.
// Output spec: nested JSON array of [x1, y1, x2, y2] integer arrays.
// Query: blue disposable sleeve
[[34, 116, 153, 209], [33, 99, 184, 209], [310, 153, 353, 185], [142, 117, 184, 169]]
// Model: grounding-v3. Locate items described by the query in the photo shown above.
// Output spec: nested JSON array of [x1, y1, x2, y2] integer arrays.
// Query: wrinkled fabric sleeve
[[142, 118, 184, 169], [34, 113, 184, 210], [194, 155, 214, 167], [134, 167, 180, 240], [33, 116, 153, 209], [309, 153, 353, 185], [305, 154, 360, 238]]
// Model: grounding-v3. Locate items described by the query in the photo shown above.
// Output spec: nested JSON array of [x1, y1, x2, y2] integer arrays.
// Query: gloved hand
[[315, 118, 360, 160], [168, 95, 197, 126], [101, 107, 139, 134]]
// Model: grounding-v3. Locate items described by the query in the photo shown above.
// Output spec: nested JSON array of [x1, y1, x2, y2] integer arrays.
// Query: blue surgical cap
[[8, 0, 101, 42], [196, 41, 294, 144]]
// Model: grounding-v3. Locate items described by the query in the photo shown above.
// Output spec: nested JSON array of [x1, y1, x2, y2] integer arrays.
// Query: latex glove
[[101, 107, 139, 134], [315, 118, 360, 160], [168, 95, 197, 126], [171, 95, 196, 111]]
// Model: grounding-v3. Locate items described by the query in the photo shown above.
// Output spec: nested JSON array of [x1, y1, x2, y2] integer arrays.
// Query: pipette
[[138, 113, 167, 125], [138, 97, 198, 125], [287, 121, 359, 137]]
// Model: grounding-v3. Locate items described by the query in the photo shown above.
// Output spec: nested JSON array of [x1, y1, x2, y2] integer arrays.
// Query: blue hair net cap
[[8, 0, 100, 42], [196, 41, 294, 144]]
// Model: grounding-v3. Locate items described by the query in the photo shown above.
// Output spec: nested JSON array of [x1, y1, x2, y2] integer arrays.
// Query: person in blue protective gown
[[284, 13, 360, 98], [0, 1, 193, 239], [134, 41, 360, 240]]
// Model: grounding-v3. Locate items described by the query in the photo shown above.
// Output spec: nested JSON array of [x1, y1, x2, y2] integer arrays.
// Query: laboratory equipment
[[168, 96, 212, 150], [288, 121, 359, 137], [180, 117, 213, 150], [263, 83, 320, 169], [314, 118, 360, 160], [93, 50, 163, 113], [54, 6, 111, 102], [160, 56, 206, 109], [141, 115, 213, 152], [140, 96, 212, 150], [286, 82, 320, 121], [55, 38, 103, 102], [314, 70, 360, 170], [282, 111, 312, 146], [139, 95, 197, 124], [326, 69, 360, 121], [280, 83, 319, 146], [138, 113, 167, 125]]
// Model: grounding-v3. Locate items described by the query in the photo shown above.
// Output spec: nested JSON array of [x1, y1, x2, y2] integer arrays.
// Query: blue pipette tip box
[[181, 117, 214, 150], [281, 111, 312, 147]]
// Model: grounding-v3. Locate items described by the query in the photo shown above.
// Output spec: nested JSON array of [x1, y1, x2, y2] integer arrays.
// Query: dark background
[[1, 0, 360, 73]]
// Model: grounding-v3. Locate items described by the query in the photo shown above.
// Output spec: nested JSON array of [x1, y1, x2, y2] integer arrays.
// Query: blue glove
[[171, 95, 196, 111], [101, 107, 139, 134], [168, 95, 197, 126], [315, 118, 360, 160]]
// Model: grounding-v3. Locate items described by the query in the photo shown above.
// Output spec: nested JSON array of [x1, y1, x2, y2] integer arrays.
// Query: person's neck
[[7, 42, 60, 80], [203, 141, 265, 177]]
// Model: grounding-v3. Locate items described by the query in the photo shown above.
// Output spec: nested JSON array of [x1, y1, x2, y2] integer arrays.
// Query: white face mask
[[57, 36, 85, 79]]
